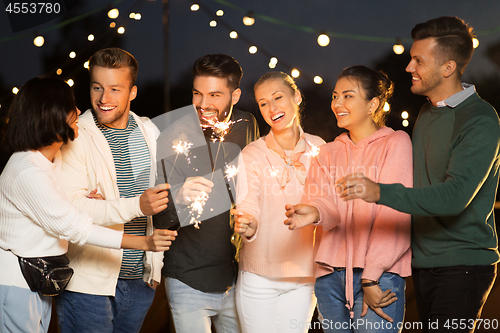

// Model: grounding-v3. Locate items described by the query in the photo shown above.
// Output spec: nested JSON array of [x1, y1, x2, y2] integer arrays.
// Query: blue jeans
[[315, 269, 406, 333], [56, 278, 156, 333], [413, 265, 497, 332], [165, 277, 241, 333]]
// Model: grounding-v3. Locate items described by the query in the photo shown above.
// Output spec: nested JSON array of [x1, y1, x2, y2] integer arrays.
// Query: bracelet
[[361, 280, 380, 288]]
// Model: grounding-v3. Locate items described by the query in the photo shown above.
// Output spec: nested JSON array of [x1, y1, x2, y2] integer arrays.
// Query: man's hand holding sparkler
[[140, 183, 171, 215], [284, 204, 320, 230], [231, 209, 257, 238], [336, 173, 380, 203], [176, 176, 214, 206]]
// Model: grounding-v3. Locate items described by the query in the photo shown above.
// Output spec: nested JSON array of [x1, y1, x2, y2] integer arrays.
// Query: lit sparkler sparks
[[304, 141, 320, 157], [172, 141, 193, 163], [187, 191, 209, 229], [225, 165, 240, 181]]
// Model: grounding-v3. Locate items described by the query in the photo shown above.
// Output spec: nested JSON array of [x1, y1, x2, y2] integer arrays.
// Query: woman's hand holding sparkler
[[231, 209, 257, 238], [284, 204, 320, 230], [140, 183, 171, 215], [175, 176, 214, 206], [122, 229, 177, 252]]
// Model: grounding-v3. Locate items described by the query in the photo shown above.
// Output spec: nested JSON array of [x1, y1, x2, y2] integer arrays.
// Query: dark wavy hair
[[4, 77, 77, 152], [338, 65, 394, 127], [411, 16, 475, 76], [192, 54, 243, 91]]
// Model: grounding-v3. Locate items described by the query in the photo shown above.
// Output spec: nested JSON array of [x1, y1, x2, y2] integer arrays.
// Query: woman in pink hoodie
[[285, 66, 412, 332], [231, 71, 325, 333]]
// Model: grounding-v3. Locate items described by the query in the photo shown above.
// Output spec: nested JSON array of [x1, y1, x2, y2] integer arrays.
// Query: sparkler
[[167, 141, 193, 180], [304, 140, 333, 183], [187, 190, 209, 229]]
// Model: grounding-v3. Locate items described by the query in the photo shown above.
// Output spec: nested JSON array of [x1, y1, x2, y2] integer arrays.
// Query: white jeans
[[165, 277, 241, 333], [236, 270, 316, 333]]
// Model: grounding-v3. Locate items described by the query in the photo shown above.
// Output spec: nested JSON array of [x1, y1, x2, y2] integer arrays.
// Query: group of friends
[[0, 15, 499, 333]]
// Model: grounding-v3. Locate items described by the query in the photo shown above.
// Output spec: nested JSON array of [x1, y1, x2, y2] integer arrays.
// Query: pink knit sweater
[[236, 132, 325, 278], [304, 127, 412, 310]]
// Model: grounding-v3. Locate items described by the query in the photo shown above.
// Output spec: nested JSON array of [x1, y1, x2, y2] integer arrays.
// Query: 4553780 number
[[5, 2, 61, 14]]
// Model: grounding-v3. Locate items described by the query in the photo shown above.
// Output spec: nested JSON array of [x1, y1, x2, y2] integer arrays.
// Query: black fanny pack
[[18, 254, 74, 296]]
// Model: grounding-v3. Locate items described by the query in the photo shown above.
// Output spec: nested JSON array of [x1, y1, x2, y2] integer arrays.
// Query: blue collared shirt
[[436, 83, 476, 108]]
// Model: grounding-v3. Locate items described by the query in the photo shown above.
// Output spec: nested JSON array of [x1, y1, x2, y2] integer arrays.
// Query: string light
[[472, 37, 479, 48], [291, 69, 300, 78], [229, 31, 238, 39], [56, 68, 62, 75], [402, 120, 409, 127], [393, 38, 404, 55], [33, 36, 44, 47], [317, 33, 330, 47], [69, 51, 76, 58], [107, 8, 119, 19], [134, 13, 141, 20], [129, 12, 136, 19], [209, 20, 217, 27], [88, 34, 94, 41], [117, 27, 125, 34], [269, 57, 278, 68], [110, 22, 116, 28], [383, 102, 390, 112], [401, 111, 409, 119], [216, 10, 224, 16], [12, 87, 19, 94], [190, 4, 200, 11], [66, 79, 74, 87], [84, 61, 89, 69], [314, 76, 323, 84], [249, 45, 257, 54], [243, 12, 255, 26]]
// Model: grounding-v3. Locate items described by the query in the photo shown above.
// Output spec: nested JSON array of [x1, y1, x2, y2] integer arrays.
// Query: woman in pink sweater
[[285, 66, 412, 332], [231, 72, 325, 333]]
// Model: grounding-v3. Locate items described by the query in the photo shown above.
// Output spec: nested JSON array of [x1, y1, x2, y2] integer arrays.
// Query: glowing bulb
[[317, 33, 330, 47], [209, 20, 217, 27], [66, 79, 74, 87], [69, 51, 76, 58], [56, 68, 62, 75], [108, 8, 119, 19], [229, 31, 238, 39], [401, 111, 409, 119], [314, 76, 323, 84], [216, 10, 224, 16], [129, 12, 135, 19], [393, 44, 404, 55], [84, 61, 89, 69], [249, 46, 257, 54], [243, 13, 254, 26], [110, 22, 116, 28], [190, 4, 199, 11], [270, 57, 278, 65], [269, 62, 276, 69], [291, 69, 300, 78], [117, 27, 125, 34], [33, 36, 44, 47], [88, 34, 94, 41], [12, 87, 19, 94], [134, 13, 141, 20], [402, 120, 409, 127], [472, 38, 479, 49], [383, 102, 390, 112]]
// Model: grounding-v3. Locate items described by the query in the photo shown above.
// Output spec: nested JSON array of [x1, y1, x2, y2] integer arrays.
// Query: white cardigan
[[60, 109, 162, 296]]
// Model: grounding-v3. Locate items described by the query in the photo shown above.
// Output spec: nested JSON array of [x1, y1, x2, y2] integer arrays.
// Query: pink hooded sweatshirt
[[303, 126, 412, 315]]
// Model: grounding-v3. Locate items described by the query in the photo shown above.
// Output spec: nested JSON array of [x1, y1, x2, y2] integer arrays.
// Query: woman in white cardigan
[[0, 77, 176, 333]]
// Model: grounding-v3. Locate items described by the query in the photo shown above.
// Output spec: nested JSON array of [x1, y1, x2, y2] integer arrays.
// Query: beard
[[411, 69, 443, 97], [197, 99, 233, 126]]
